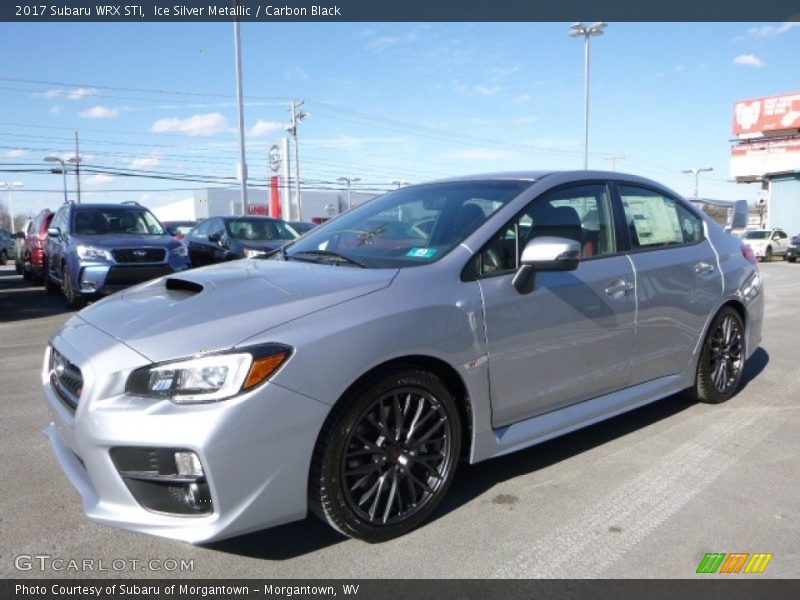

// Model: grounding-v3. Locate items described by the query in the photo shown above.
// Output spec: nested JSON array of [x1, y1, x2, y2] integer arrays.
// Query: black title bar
[[3, 0, 800, 22]]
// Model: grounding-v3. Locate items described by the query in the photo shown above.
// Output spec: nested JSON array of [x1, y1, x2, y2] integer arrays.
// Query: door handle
[[694, 262, 715, 276], [604, 279, 634, 297]]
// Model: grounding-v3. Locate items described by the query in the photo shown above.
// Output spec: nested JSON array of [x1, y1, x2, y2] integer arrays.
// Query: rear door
[[616, 183, 722, 385]]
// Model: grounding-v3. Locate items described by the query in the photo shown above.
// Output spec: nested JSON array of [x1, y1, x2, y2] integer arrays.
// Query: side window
[[619, 185, 701, 250], [209, 219, 225, 239], [478, 183, 616, 276], [193, 220, 211, 238]]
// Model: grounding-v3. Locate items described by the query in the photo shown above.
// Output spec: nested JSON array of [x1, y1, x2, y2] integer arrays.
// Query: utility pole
[[74, 131, 81, 203], [604, 154, 625, 171], [286, 100, 308, 220], [569, 22, 607, 170]]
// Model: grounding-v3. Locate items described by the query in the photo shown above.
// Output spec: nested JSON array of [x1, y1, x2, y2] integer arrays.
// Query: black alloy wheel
[[310, 367, 461, 542], [694, 307, 745, 404]]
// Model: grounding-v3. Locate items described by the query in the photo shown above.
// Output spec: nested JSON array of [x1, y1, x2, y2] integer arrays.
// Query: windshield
[[744, 231, 770, 240], [284, 180, 532, 268], [73, 207, 165, 236], [227, 218, 297, 241]]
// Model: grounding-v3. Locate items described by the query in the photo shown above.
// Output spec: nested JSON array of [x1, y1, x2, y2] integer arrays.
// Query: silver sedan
[[42, 171, 764, 543]]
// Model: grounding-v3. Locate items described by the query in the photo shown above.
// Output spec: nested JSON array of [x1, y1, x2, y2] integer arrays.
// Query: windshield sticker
[[406, 247, 438, 259]]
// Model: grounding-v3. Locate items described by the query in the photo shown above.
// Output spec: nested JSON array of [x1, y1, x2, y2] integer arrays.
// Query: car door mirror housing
[[208, 233, 221, 243], [48, 227, 61, 239], [513, 236, 581, 294]]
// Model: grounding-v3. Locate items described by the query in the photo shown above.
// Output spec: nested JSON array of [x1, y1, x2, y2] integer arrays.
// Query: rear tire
[[309, 367, 461, 542], [765, 246, 773, 262], [0, 249, 6, 266], [789, 257, 797, 263], [693, 307, 745, 404], [44, 258, 59, 295]]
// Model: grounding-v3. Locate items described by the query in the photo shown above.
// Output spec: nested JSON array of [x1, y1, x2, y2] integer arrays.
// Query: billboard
[[733, 92, 800, 137], [730, 138, 800, 179]]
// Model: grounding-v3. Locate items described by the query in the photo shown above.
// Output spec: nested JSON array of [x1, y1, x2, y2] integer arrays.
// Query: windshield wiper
[[289, 250, 366, 268]]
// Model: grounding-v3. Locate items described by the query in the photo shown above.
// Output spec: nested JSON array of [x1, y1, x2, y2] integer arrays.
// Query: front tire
[[765, 246, 773, 262], [61, 263, 85, 309], [693, 307, 745, 404], [309, 367, 461, 542]]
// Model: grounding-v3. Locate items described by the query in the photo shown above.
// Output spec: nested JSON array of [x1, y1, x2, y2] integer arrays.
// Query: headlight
[[126, 344, 292, 403], [243, 247, 267, 258], [76, 244, 110, 260], [170, 245, 188, 257]]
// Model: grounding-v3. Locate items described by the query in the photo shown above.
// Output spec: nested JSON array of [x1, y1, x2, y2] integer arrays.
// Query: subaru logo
[[133, 250, 147, 257]]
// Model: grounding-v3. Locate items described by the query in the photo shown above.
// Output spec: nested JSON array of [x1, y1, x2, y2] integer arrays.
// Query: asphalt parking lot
[[0, 261, 797, 579]]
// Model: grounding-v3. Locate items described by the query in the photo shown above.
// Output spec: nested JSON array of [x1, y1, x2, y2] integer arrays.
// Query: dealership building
[[731, 91, 800, 235]]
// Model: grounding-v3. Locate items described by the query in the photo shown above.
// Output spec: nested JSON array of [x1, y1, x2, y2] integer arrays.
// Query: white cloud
[[674, 64, 686, 72], [85, 174, 116, 186], [454, 83, 502, 97], [285, 66, 308, 80], [250, 119, 284, 138], [733, 54, 766, 68], [445, 148, 514, 161], [43, 89, 62, 98], [363, 26, 428, 51], [49, 105, 63, 114], [67, 87, 96, 100], [736, 22, 800, 41], [151, 113, 230, 136], [2, 149, 27, 158], [80, 105, 120, 119], [129, 155, 162, 169]]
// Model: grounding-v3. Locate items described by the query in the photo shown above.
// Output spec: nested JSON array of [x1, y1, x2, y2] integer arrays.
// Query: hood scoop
[[165, 277, 204, 294]]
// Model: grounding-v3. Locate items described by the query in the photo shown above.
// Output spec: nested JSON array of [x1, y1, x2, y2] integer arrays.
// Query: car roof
[[425, 170, 679, 189]]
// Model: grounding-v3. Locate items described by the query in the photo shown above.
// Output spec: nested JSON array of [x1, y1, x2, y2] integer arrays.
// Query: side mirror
[[208, 233, 221, 243], [166, 226, 178, 236], [14, 231, 25, 239], [47, 227, 61, 239], [512, 236, 581, 294]]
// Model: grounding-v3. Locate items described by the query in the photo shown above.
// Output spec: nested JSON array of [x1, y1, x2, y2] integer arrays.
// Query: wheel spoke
[[382, 471, 399, 523], [410, 418, 445, 448], [368, 473, 388, 520]]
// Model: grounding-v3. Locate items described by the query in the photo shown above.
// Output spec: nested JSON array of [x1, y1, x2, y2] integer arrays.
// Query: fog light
[[174, 451, 204, 477], [184, 482, 212, 511], [81, 281, 96, 292]]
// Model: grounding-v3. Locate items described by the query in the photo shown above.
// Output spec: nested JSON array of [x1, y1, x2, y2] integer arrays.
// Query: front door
[[476, 183, 636, 428]]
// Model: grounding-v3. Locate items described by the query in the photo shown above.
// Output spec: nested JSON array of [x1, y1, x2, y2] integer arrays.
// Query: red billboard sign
[[733, 92, 800, 136]]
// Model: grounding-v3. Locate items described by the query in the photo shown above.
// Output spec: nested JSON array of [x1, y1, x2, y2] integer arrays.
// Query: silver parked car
[[42, 171, 764, 543]]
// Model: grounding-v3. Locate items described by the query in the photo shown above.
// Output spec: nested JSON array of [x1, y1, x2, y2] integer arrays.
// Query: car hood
[[76, 259, 398, 362], [743, 239, 767, 246], [233, 239, 290, 251]]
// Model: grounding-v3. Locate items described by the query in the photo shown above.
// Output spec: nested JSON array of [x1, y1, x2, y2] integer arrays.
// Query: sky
[[1, 21, 799, 222]]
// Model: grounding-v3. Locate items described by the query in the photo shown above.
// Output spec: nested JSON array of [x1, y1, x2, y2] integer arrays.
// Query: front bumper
[[42, 320, 329, 543], [785, 246, 799, 260], [76, 260, 190, 295]]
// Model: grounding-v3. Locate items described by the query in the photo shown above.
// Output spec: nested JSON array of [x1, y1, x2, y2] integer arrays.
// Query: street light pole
[[233, 15, 248, 215], [337, 176, 361, 210], [570, 22, 607, 170], [0, 181, 23, 232], [682, 167, 714, 198], [44, 156, 68, 203]]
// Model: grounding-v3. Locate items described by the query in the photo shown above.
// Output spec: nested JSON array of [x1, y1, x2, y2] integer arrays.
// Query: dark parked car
[[286, 220, 316, 235], [785, 235, 800, 263], [44, 202, 191, 308], [186, 216, 298, 267], [18, 209, 54, 283], [162, 220, 198, 241], [0, 228, 15, 265]]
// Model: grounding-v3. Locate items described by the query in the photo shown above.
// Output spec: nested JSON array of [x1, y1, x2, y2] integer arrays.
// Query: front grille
[[50, 347, 83, 412], [112, 248, 167, 263], [105, 265, 173, 286]]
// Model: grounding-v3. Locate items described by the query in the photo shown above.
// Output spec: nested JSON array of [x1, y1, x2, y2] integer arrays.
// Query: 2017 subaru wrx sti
[[42, 171, 764, 543]]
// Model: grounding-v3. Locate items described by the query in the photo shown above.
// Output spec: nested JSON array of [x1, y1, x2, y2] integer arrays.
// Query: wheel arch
[[310, 354, 474, 467]]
